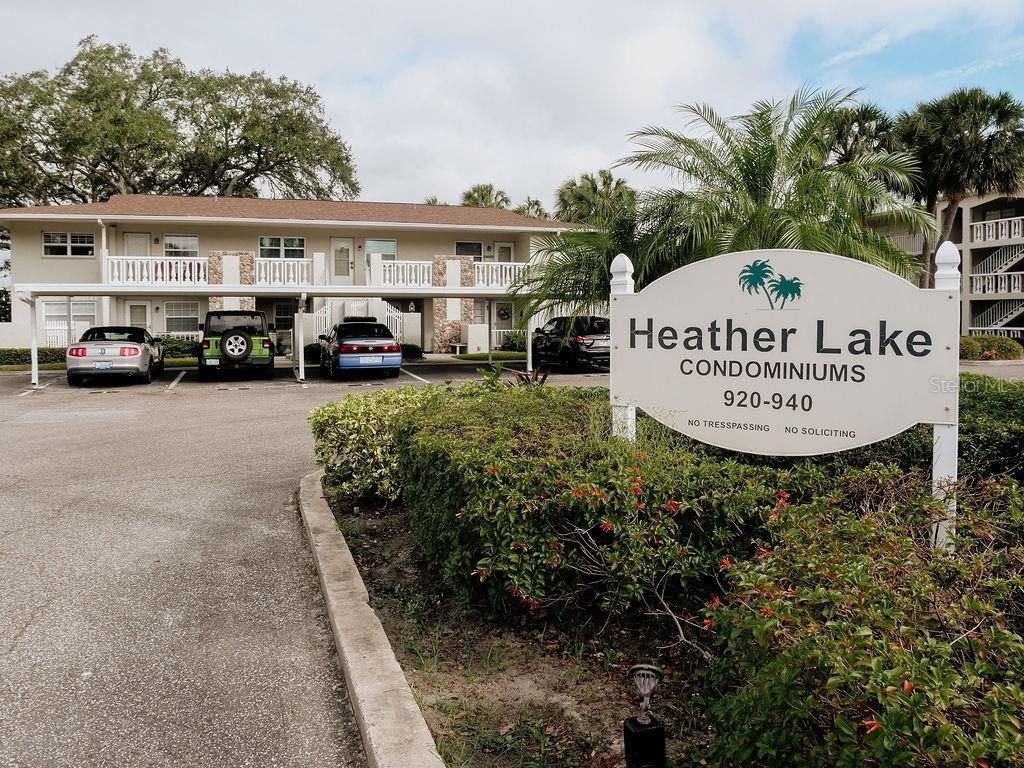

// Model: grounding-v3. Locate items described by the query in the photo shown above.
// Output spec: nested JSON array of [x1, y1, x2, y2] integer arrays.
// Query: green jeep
[[197, 310, 275, 381]]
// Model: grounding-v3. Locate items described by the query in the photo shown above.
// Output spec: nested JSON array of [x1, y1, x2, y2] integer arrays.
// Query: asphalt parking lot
[[0, 359, 606, 768]]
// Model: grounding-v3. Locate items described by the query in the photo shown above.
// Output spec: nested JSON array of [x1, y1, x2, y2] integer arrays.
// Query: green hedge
[[158, 336, 198, 358], [703, 473, 1024, 766], [0, 347, 67, 365], [400, 343, 423, 359], [961, 334, 1024, 360]]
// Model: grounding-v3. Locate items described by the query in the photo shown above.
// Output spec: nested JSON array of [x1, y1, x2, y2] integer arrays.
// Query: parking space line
[[166, 371, 186, 390], [18, 378, 56, 396], [400, 368, 429, 384]]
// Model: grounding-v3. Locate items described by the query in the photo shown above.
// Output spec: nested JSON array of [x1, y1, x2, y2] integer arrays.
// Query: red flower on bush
[[862, 718, 882, 734], [487, 465, 500, 475], [719, 557, 732, 570], [702, 618, 715, 631], [570, 487, 586, 498], [510, 541, 528, 552], [634, 502, 646, 510], [665, 499, 681, 514], [769, 510, 780, 522], [472, 567, 491, 582], [760, 606, 774, 618], [549, 539, 563, 552], [707, 595, 721, 609], [757, 546, 772, 560], [599, 519, 615, 533]]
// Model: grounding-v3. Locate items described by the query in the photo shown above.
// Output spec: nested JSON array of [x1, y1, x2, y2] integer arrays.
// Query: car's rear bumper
[[67, 360, 147, 375], [577, 348, 610, 366], [199, 356, 273, 369], [336, 353, 403, 370]]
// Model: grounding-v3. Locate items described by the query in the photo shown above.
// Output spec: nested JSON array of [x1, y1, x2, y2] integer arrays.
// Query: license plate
[[592, 339, 610, 348], [206, 359, 220, 366], [359, 355, 384, 364], [93, 361, 113, 370]]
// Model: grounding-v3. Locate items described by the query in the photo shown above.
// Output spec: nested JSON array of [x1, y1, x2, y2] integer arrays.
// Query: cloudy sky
[[3, 0, 1024, 209]]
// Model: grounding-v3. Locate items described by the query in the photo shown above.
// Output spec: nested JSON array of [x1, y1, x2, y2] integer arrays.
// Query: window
[[164, 235, 199, 259], [365, 239, 397, 260], [274, 302, 298, 331], [164, 301, 200, 333], [44, 300, 97, 325], [259, 236, 305, 259], [473, 299, 486, 324], [205, 313, 266, 335], [81, 328, 146, 343], [336, 323, 394, 340], [43, 232, 95, 257], [455, 241, 484, 259]]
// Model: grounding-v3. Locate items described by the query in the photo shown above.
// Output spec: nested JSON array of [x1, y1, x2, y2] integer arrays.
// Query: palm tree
[[768, 274, 803, 309], [897, 88, 1024, 285], [460, 183, 511, 209], [513, 88, 931, 318], [738, 259, 776, 308], [624, 87, 929, 278], [554, 169, 636, 223], [829, 102, 896, 165], [513, 196, 549, 219], [423, 195, 448, 205]]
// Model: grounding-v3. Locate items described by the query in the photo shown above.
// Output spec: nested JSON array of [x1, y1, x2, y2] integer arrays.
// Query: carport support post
[[610, 253, 636, 440], [931, 241, 961, 551], [487, 299, 494, 367], [29, 296, 39, 386], [297, 293, 306, 382], [66, 295, 73, 348]]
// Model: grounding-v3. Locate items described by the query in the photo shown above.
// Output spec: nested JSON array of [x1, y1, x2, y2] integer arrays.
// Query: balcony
[[255, 257, 313, 286], [107, 256, 209, 285], [970, 272, 1024, 295], [888, 233, 924, 253], [372, 258, 433, 288], [972, 216, 1024, 243], [475, 261, 527, 288]]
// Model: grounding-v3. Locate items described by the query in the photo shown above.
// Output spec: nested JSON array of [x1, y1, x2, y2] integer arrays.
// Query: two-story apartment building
[[886, 192, 1024, 339], [0, 195, 569, 359]]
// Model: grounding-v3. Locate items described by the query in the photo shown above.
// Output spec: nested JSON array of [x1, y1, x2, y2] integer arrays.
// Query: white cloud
[[0, 0, 1021, 207]]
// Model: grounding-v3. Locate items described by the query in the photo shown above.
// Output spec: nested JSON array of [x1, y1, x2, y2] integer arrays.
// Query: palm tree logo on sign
[[738, 259, 803, 309]]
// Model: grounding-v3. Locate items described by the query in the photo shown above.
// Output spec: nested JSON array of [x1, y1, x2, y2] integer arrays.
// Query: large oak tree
[[0, 37, 359, 206]]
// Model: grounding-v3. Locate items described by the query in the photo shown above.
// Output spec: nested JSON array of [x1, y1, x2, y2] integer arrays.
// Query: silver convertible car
[[66, 326, 165, 386]]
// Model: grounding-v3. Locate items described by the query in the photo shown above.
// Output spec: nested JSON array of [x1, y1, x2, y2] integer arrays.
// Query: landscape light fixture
[[624, 664, 666, 768]]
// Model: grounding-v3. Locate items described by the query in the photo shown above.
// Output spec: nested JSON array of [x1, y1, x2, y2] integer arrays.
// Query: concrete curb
[[961, 359, 1024, 367], [299, 470, 444, 768]]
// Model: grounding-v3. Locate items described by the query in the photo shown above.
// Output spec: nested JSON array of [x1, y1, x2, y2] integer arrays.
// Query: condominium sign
[[609, 249, 959, 455]]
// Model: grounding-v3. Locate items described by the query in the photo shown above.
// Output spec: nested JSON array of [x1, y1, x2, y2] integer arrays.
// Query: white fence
[[374, 259, 433, 288], [107, 256, 209, 285], [475, 261, 527, 288], [968, 326, 1024, 338], [887, 234, 925, 254], [972, 216, 1024, 243], [255, 257, 313, 286]]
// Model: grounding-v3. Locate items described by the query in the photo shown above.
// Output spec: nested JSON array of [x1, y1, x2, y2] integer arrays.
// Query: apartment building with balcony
[[0, 195, 569, 353], [883, 192, 1024, 339]]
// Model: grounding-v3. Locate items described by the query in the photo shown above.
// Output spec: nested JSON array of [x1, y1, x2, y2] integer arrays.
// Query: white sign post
[[609, 245, 961, 548]]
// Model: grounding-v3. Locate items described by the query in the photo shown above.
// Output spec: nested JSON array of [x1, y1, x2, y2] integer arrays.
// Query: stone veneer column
[[208, 251, 256, 311], [431, 254, 476, 351]]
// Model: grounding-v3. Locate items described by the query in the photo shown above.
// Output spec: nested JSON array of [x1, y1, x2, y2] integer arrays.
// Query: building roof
[[0, 194, 569, 231]]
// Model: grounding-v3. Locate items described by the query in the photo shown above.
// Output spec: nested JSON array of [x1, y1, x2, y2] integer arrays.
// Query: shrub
[[310, 387, 440, 501], [971, 334, 1024, 360], [401, 343, 423, 359], [500, 330, 526, 352], [701, 473, 1024, 767], [959, 335, 982, 360], [0, 347, 67, 365], [394, 386, 836, 615], [158, 336, 198, 358]]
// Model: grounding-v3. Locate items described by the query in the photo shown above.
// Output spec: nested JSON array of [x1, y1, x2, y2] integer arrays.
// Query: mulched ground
[[325, 487, 699, 767]]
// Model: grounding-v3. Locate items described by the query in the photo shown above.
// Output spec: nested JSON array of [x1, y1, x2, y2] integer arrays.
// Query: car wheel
[[154, 359, 165, 377], [67, 373, 81, 387], [220, 330, 253, 362], [140, 362, 153, 384], [329, 357, 340, 381], [559, 349, 576, 373], [387, 368, 400, 378]]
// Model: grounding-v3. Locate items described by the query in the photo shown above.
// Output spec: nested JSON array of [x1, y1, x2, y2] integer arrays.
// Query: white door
[[330, 237, 355, 285], [495, 242, 515, 262], [124, 233, 151, 258], [126, 301, 151, 331]]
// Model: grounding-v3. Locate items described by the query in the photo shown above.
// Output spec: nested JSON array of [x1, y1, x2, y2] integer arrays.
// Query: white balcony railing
[[968, 327, 1024, 338], [475, 261, 527, 288], [970, 272, 1024, 295], [373, 258, 433, 288], [107, 256, 209, 285], [972, 216, 1024, 243], [888, 233, 924, 254], [255, 257, 313, 286]]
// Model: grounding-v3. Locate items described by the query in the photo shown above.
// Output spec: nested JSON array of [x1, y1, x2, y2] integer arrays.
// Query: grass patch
[[0, 362, 66, 371], [454, 351, 527, 361]]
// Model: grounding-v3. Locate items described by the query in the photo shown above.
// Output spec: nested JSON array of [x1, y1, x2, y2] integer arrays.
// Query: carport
[[15, 283, 539, 385]]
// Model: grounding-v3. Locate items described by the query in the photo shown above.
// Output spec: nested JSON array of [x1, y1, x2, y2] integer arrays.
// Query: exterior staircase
[[974, 244, 1024, 274], [972, 299, 1024, 329]]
